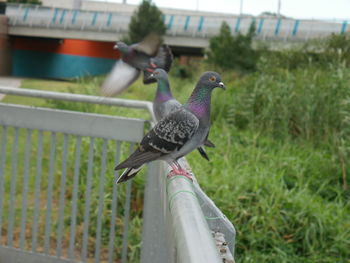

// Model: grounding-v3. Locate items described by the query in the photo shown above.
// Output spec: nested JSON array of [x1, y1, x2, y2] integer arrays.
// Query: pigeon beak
[[113, 44, 118, 49], [218, 82, 226, 90]]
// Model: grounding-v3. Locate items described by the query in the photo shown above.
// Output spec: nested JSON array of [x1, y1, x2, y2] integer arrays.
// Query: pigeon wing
[[101, 60, 140, 96], [142, 108, 199, 153], [133, 33, 162, 56], [142, 45, 173, 84], [115, 108, 199, 170], [153, 45, 173, 72]]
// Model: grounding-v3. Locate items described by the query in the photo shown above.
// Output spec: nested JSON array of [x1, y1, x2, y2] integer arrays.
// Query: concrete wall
[[41, 0, 77, 9], [0, 15, 11, 76]]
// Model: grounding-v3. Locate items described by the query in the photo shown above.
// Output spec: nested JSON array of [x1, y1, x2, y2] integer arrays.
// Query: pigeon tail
[[197, 146, 210, 161], [142, 45, 173, 84], [115, 148, 162, 171], [204, 139, 215, 148], [155, 45, 173, 72], [116, 166, 142, 184]]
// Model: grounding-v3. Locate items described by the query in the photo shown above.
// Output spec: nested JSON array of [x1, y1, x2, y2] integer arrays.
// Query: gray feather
[[115, 148, 161, 170], [154, 99, 181, 122], [132, 33, 161, 56], [116, 166, 142, 184], [101, 60, 140, 96]]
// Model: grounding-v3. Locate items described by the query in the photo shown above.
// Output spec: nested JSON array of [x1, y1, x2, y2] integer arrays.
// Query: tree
[[206, 21, 259, 72], [127, 0, 166, 44]]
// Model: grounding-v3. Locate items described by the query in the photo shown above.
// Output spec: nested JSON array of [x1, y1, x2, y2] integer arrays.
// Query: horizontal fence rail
[[0, 86, 154, 113], [4, 3, 350, 44]]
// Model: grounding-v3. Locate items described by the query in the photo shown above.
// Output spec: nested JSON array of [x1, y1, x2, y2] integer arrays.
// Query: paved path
[[0, 77, 22, 100]]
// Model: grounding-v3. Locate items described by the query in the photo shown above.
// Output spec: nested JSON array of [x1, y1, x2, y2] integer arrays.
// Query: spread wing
[[101, 60, 140, 96], [132, 33, 162, 56]]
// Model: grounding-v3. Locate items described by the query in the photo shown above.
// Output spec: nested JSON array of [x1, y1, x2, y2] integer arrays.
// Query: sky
[[95, 0, 350, 20]]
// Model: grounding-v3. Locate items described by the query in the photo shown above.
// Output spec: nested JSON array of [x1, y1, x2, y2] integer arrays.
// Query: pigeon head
[[148, 68, 168, 81], [198, 72, 226, 90], [185, 71, 225, 118], [114, 41, 129, 54]]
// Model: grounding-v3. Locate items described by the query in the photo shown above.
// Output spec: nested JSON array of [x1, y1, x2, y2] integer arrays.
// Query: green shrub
[[206, 21, 259, 72]]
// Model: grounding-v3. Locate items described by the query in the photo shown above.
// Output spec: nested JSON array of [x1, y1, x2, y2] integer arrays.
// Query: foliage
[[206, 21, 259, 72], [126, 0, 166, 44], [323, 33, 350, 66]]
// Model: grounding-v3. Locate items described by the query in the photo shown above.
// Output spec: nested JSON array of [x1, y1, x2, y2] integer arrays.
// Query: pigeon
[[149, 68, 215, 161], [115, 71, 226, 184], [101, 33, 173, 96]]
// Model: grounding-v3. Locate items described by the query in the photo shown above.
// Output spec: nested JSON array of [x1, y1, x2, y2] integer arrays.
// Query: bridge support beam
[[0, 15, 11, 76]]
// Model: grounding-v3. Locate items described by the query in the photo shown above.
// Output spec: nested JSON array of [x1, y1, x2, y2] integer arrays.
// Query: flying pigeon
[[149, 68, 215, 161], [101, 33, 173, 96], [115, 71, 226, 184]]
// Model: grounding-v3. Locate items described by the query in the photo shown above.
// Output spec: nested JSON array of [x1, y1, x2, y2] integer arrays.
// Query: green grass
[[1, 57, 350, 263]]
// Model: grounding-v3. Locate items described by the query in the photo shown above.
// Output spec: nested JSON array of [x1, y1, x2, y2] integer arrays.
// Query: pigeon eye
[[209, 76, 216, 82], [154, 71, 159, 75]]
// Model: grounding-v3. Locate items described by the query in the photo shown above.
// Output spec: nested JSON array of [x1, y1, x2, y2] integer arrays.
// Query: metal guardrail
[[4, 3, 350, 43], [0, 86, 235, 262], [0, 86, 155, 121]]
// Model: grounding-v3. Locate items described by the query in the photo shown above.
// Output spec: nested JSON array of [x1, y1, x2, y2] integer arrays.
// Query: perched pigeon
[[115, 71, 226, 183], [150, 68, 215, 161], [101, 33, 173, 96]]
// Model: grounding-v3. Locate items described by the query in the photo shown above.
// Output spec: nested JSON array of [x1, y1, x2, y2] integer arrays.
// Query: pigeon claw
[[167, 168, 193, 182], [150, 62, 157, 68]]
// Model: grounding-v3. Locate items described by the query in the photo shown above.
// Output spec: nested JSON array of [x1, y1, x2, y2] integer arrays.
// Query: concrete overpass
[[5, 3, 350, 50], [1, 2, 350, 79]]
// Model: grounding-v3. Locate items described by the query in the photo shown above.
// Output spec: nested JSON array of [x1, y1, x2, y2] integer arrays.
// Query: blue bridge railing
[[4, 3, 350, 43]]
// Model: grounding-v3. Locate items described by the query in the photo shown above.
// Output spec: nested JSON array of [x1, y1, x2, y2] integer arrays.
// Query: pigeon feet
[[167, 164, 193, 181], [150, 62, 157, 68]]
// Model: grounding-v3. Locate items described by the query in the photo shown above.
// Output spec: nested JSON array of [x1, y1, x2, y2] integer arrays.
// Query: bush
[[206, 21, 259, 72]]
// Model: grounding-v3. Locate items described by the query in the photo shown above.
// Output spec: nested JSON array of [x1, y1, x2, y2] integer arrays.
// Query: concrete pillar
[[0, 15, 11, 76]]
